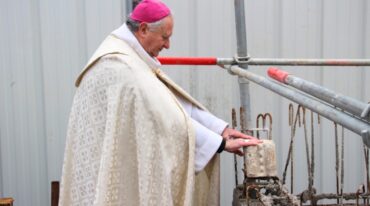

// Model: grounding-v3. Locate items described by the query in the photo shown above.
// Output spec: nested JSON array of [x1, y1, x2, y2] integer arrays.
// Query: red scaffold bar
[[157, 57, 218, 65], [158, 56, 370, 66]]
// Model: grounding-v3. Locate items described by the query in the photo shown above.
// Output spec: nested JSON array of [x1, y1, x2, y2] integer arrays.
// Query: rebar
[[232, 108, 239, 187], [256, 114, 264, 139], [256, 113, 273, 140], [282, 104, 294, 187], [341, 124, 345, 206], [310, 111, 316, 195], [363, 129, 370, 205], [334, 122, 340, 204], [282, 104, 302, 193], [366, 103, 370, 197], [299, 106, 313, 201], [265, 114, 273, 140], [290, 107, 296, 194]]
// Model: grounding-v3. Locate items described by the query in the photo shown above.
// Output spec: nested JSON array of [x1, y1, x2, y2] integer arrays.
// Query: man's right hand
[[224, 138, 262, 156]]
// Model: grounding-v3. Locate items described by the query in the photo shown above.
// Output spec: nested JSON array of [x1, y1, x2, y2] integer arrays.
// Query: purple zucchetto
[[130, 0, 171, 23]]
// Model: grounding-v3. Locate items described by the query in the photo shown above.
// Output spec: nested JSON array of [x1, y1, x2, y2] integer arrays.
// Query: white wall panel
[[0, 0, 48, 205], [1, 0, 369, 205], [1, 0, 126, 205]]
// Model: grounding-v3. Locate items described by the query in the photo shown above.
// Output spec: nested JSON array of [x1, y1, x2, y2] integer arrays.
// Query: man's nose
[[164, 40, 170, 49]]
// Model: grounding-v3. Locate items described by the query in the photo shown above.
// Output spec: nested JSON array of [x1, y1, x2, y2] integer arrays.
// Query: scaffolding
[[156, 0, 370, 205]]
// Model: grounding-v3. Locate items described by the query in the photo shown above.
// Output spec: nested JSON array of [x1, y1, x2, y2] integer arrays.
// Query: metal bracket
[[234, 55, 251, 65]]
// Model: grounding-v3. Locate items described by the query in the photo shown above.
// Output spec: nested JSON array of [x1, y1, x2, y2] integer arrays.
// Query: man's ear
[[137, 22, 149, 37]]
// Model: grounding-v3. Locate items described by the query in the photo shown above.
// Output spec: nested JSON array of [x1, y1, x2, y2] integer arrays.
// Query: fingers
[[249, 139, 263, 144], [230, 130, 248, 138], [229, 129, 257, 140], [238, 138, 262, 146], [224, 138, 263, 154], [223, 136, 267, 156], [234, 150, 244, 156], [222, 128, 261, 142]]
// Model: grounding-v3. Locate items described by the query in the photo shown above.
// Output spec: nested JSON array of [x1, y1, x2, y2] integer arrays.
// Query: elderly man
[[59, 0, 261, 205]]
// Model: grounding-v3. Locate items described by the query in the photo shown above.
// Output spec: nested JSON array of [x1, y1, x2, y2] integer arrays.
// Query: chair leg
[[51, 181, 59, 206]]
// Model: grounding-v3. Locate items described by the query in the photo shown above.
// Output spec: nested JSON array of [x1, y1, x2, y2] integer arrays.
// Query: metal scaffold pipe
[[268, 67, 370, 120], [157, 57, 370, 67], [228, 65, 370, 147], [233, 0, 252, 134], [157, 57, 217, 65], [244, 58, 370, 66]]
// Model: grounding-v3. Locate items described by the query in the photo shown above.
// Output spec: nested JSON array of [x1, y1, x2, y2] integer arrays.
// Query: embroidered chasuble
[[59, 35, 220, 206]]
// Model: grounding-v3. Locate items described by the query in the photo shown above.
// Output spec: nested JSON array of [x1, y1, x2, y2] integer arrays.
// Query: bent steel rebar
[[232, 108, 239, 187]]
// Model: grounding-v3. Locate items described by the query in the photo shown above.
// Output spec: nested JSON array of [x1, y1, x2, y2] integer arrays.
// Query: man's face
[[137, 16, 173, 57]]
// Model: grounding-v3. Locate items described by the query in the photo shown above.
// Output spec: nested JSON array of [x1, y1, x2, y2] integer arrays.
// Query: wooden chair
[[0, 197, 14, 206], [51, 181, 59, 206], [0, 181, 60, 206]]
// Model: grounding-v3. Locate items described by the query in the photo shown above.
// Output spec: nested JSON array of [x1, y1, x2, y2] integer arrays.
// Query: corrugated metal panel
[[0, 0, 48, 205], [0, 0, 369, 205], [0, 0, 126, 205], [166, 0, 370, 204]]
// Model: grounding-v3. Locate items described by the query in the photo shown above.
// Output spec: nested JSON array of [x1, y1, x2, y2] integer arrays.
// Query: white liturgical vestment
[[59, 24, 223, 206], [111, 24, 228, 172]]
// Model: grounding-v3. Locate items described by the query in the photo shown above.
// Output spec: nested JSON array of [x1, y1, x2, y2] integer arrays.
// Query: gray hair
[[126, 15, 170, 33]]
